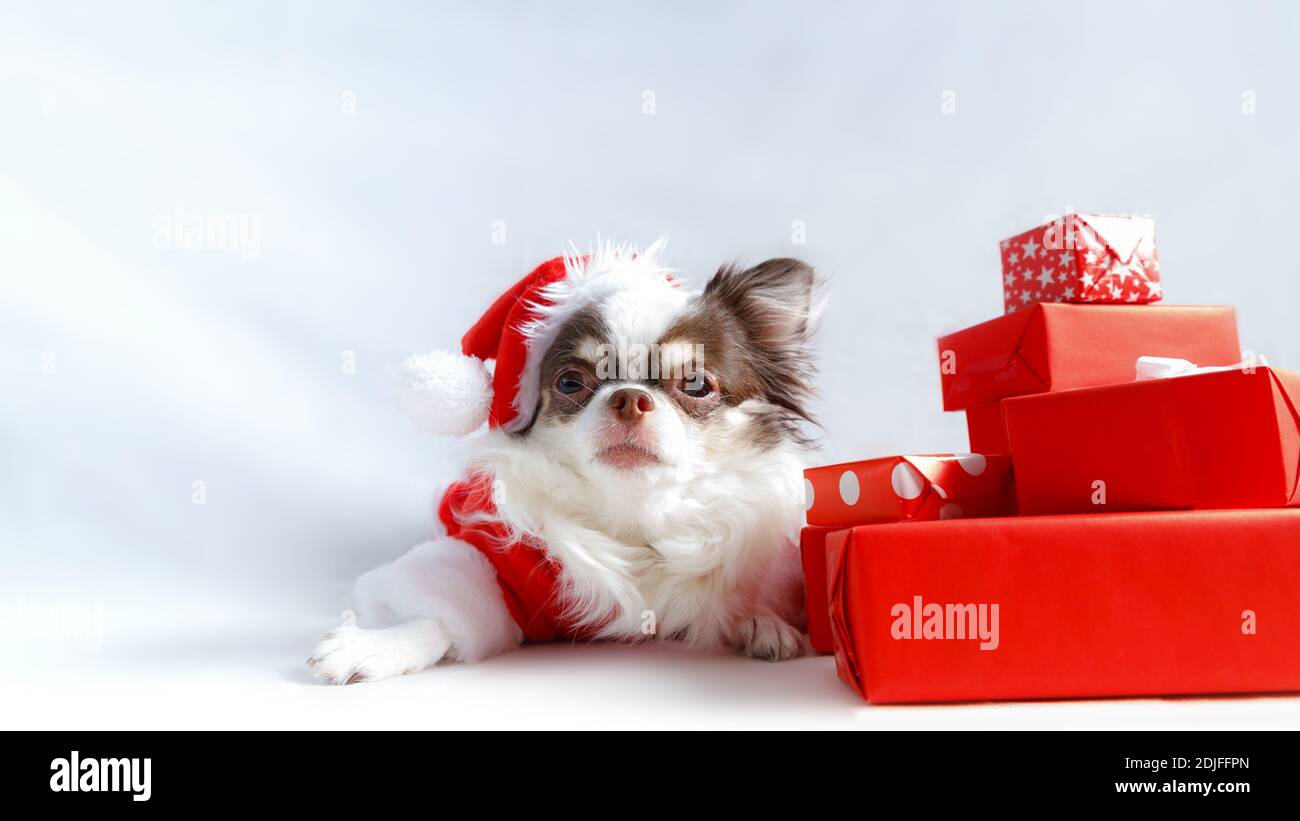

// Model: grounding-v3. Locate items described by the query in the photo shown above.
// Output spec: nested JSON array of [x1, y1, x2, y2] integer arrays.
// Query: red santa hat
[[398, 239, 681, 435]]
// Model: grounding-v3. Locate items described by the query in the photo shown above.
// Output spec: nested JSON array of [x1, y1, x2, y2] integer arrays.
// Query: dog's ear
[[702, 258, 823, 358], [702, 258, 823, 422]]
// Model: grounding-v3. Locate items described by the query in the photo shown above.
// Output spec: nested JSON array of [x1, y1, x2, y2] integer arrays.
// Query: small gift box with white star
[[999, 213, 1161, 313]]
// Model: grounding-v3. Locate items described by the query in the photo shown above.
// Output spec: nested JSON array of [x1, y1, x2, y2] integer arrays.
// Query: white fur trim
[[397, 350, 492, 436], [350, 537, 522, 663], [505, 237, 687, 432]]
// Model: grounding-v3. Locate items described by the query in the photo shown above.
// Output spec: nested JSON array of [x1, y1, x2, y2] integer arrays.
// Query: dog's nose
[[607, 387, 655, 422]]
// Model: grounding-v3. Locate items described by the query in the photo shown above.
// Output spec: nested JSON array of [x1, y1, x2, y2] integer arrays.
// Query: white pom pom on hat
[[397, 350, 493, 436], [396, 240, 679, 436]]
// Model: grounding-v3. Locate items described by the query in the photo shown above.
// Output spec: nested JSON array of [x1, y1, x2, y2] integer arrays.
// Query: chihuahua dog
[[308, 241, 822, 683]]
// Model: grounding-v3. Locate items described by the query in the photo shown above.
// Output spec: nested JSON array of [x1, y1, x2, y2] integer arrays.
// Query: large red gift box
[[937, 303, 1240, 411], [829, 509, 1300, 703], [1004, 366, 1300, 515], [804, 454, 1015, 527], [1000, 214, 1160, 313]]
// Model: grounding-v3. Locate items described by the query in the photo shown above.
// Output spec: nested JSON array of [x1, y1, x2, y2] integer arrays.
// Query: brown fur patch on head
[[531, 305, 611, 426], [672, 257, 821, 444]]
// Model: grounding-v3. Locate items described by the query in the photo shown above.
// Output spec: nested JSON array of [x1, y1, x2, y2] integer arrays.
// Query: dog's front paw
[[735, 614, 804, 662], [307, 613, 451, 685], [307, 624, 395, 685]]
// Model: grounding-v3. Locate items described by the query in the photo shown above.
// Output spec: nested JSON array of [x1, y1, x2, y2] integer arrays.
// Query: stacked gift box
[[803, 213, 1300, 703]]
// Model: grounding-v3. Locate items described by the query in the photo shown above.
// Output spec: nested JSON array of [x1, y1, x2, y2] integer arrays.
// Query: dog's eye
[[683, 374, 715, 398], [556, 370, 589, 395]]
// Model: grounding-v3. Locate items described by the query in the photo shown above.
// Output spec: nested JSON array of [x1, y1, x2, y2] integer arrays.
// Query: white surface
[[7, 607, 1300, 730], [4, 1, 1300, 729]]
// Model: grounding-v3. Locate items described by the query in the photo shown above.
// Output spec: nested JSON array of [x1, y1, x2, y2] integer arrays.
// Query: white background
[[3, 0, 1299, 729]]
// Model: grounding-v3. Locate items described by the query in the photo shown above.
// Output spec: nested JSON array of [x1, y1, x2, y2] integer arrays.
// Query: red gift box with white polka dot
[[803, 453, 1016, 528], [1000, 214, 1161, 314]]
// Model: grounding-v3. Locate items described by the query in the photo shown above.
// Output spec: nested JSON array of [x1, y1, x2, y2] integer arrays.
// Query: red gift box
[[1000, 214, 1160, 313], [964, 402, 1008, 452], [804, 454, 1015, 528], [937, 303, 1240, 411], [1004, 366, 1300, 515], [829, 509, 1300, 703], [801, 526, 837, 655]]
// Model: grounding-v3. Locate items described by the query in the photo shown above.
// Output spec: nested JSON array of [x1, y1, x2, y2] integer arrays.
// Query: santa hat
[[398, 239, 682, 436]]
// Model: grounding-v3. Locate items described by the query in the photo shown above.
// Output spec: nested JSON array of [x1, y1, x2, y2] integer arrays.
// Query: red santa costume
[[435, 474, 579, 642], [396, 250, 681, 643]]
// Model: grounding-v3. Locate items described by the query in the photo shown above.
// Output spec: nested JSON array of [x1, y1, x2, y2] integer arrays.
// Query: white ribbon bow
[[1135, 353, 1268, 381]]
